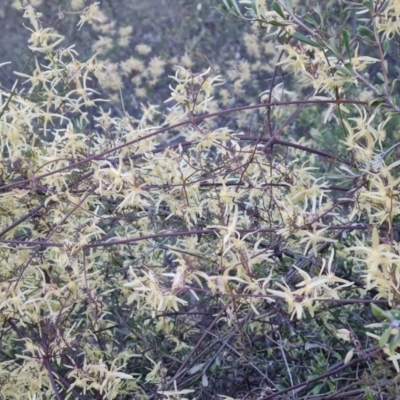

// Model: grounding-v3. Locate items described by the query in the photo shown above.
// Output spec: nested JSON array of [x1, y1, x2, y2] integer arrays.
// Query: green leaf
[[389, 330, 400, 354], [342, 28, 351, 60], [257, 4, 269, 19], [380, 0, 391, 13], [327, 38, 342, 59], [379, 326, 392, 347], [313, 3, 324, 27], [202, 373, 209, 387], [312, 383, 325, 395], [362, 0, 375, 12], [371, 304, 392, 320], [377, 72, 385, 82], [271, 1, 285, 19], [251, 0, 258, 15], [217, 5, 228, 14], [383, 39, 390, 55], [360, 36, 377, 46], [358, 26, 374, 37], [303, 13, 319, 28], [268, 20, 293, 27], [390, 78, 398, 95], [373, 83, 384, 95], [344, 62, 354, 72], [364, 387, 374, 400], [292, 32, 322, 48], [334, 64, 353, 77], [369, 97, 385, 107], [209, 362, 219, 373], [231, 0, 243, 16], [219, 0, 242, 17], [393, 311, 400, 319], [188, 363, 206, 375], [281, 0, 293, 15]]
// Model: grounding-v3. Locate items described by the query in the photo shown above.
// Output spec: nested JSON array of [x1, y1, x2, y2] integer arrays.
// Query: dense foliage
[[1, 0, 400, 399]]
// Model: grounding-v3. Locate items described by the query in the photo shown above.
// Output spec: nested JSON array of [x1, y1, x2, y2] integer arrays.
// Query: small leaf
[[202, 373, 209, 387], [383, 39, 390, 55], [369, 97, 385, 107], [292, 32, 322, 48], [336, 329, 351, 341], [389, 329, 400, 354], [305, 343, 325, 350], [271, 1, 285, 19], [219, 0, 242, 16], [342, 28, 351, 60], [392, 311, 400, 319], [114, 372, 135, 380], [217, 5, 228, 14], [377, 72, 385, 82], [231, 0, 243, 16], [281, 0, 293, 15], [360, 35, 377, 46], [313, 3, 324, 27], [209, 362, 219, 373], [268, 20, 293, 27], [362, 0, 375, 12], [327, 38, 342, 59], [374, 84, 384, 95], [333, 65, 353, 77], [188, 363, 206, 375], [379, 326, 392, 347], [251, 0, 258, 15], [344, 62, 354, 72], [358, 26, 374, 37], [380, 0, 391, 13], [303, 13, 319, 28], [364, 387, 374, 400], [371, 303, 393, 320], [312, 383, 325, 395], [344, 348, 354, 364], [390, 78, 398, 95]]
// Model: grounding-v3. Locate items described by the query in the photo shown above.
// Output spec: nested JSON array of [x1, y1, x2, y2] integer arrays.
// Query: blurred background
[[0, 0, 275, 118], [1, 0, 399, 159]]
